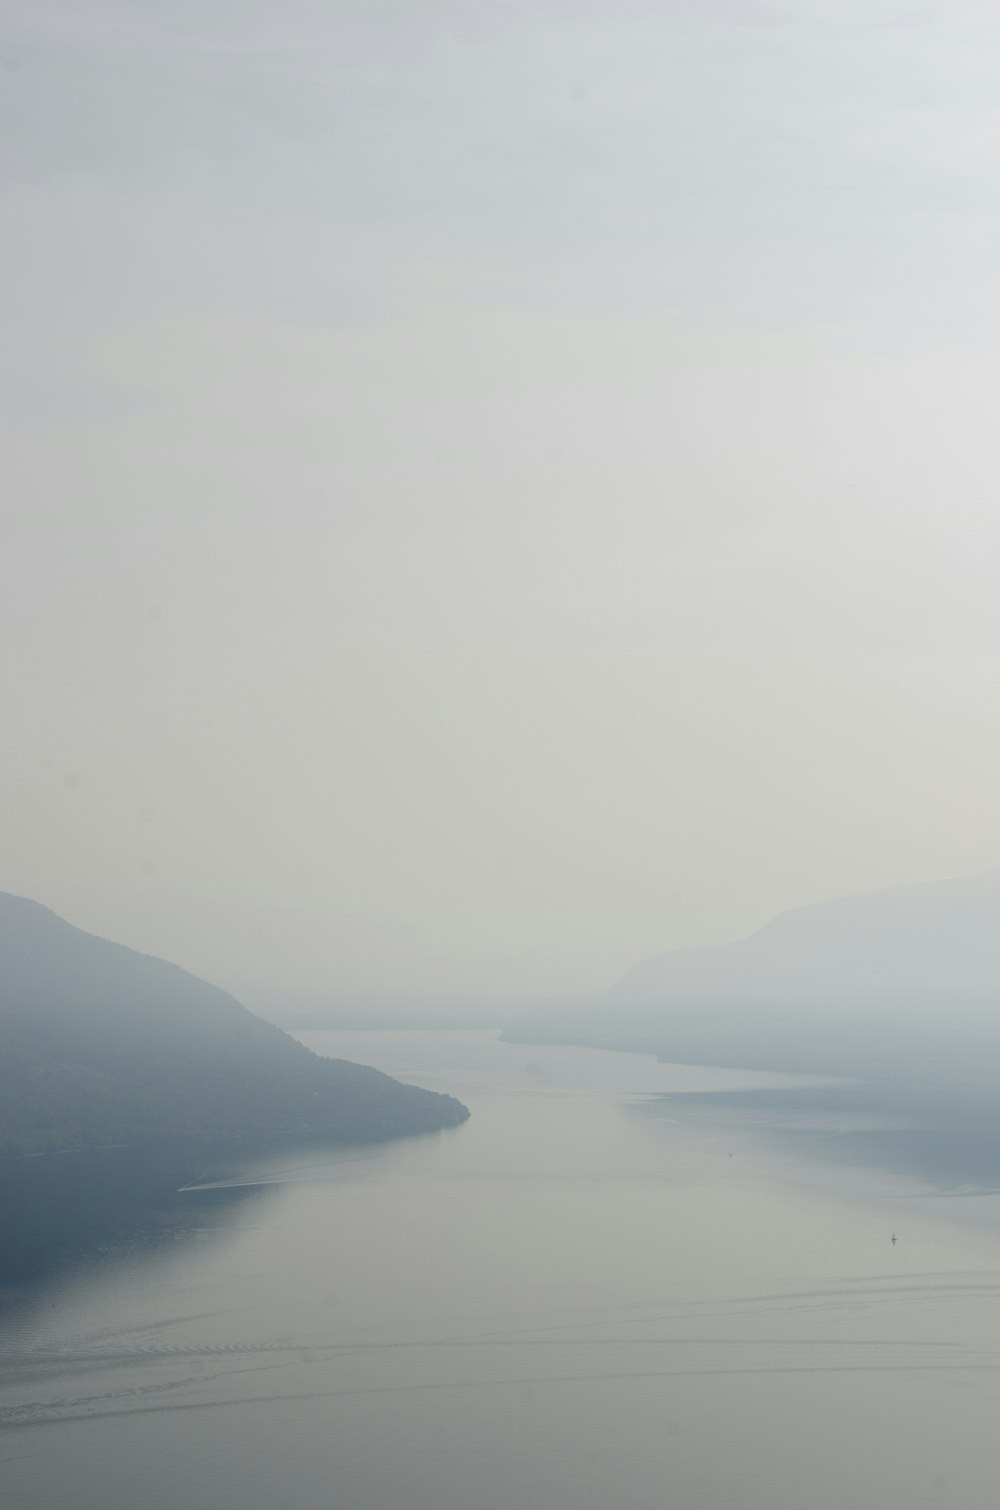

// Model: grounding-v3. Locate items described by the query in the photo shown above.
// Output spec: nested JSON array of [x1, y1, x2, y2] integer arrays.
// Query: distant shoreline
[[278, 1014, 510, 1033]]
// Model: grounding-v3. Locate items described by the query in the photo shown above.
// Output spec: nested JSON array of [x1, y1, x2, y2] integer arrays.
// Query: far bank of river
[[4, 1030, 1000, 1510]]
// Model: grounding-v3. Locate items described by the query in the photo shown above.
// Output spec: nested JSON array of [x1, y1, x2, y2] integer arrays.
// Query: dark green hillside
[[0, 893, 469, 1156]]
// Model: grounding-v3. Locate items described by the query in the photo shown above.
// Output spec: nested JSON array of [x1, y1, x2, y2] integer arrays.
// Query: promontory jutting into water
[[5, 1026, 1000, 1510], [8, 1, 1000, 1501]]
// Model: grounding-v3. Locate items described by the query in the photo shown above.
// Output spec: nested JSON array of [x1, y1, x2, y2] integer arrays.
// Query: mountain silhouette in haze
[[0, 892, 469, 1156], [610, 865, 1000, 1005], [504, 866, 1000, 1080]]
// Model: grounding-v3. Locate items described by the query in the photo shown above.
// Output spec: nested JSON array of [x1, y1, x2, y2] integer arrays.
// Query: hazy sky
[[4, 1, 1000, 1002]]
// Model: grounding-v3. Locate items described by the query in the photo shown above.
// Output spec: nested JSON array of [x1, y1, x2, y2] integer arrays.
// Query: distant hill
[[610, 866, 1000, 1005], [503, 867, 1000, 1081], [0, 893, 469, 1156]]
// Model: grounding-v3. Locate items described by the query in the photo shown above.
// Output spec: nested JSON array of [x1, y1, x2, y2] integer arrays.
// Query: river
[[3, 1029, 1000, 1509]]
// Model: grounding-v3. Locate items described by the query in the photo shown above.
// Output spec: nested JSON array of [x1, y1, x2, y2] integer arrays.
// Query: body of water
[[3, 1030, 1000, 1508]]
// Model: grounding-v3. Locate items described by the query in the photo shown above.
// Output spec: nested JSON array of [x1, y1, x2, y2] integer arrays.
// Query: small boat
[[891, 1233, 897, 1245]]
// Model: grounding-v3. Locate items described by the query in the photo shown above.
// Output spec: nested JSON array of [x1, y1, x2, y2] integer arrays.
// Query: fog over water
[[6, 5, 1000, 1505], [5, 1031, 1000, 1510]]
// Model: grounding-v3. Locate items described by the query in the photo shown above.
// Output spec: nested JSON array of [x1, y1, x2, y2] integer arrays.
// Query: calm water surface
[[3, 1030, 1000, 1509]]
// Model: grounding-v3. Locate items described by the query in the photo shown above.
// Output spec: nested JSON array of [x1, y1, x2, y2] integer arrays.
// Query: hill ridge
[[0, 892, 469, 1156]]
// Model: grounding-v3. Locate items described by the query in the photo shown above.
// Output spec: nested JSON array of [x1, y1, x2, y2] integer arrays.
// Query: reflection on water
[[3, 1032, 1000, 1510], [637, 1077, 1000, 1193], [0, 1143, 274, 1297], [0, 1124, 469, 1299]]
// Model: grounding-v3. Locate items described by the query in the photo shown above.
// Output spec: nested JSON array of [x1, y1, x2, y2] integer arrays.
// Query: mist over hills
[[0, 893, 469, 1156], [504, 867, 1000, 1081], [612, 866, 1000, 1005]]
